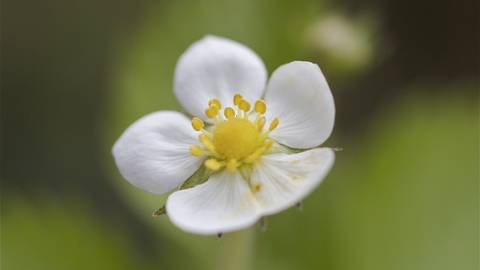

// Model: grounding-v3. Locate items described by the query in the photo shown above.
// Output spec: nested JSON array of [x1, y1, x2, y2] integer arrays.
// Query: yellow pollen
[[205, 159, 222, 171], [257, 117, 266, 131], [208, 98, 222, 110], [224, 107, 235, 119], [269, 118, 279, 131], [205, 104, 219, 119], [191, 117, 204, 131], [254, 100, 267, 114], [264, 139, 274, 150], [189, 145, 203, 156], [233, 94, 243, 105], [226, 159, 239, 172], [238, 99, 251, 112], [199, 134, 215, 151], [213, 117, 258, 160]]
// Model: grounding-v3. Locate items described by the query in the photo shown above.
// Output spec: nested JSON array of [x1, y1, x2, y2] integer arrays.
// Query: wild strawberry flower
[[112, 35, 335, 235]]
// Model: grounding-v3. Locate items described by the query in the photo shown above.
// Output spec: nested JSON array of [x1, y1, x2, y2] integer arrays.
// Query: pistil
[[190, 94, 279, 172]]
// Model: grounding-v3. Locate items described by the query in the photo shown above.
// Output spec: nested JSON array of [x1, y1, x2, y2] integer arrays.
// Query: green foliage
[[2, 194, 134, 270]]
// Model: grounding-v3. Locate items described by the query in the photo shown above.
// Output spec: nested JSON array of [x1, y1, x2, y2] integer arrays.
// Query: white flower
[[112, 35, 336, 235]]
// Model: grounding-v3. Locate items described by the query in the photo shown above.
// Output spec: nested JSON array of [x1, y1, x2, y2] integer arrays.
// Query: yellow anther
[[191, 117, 204, 131], [257, 117, 266, 131], [238, 99, 251, 112], [233, 94, 243, 106], [243, 148, 263, 163], [199, 134, 215, 151], [198, 134, 207, 141], [189, 145, 204, 156], [208, 98, 222, 110], [269, 118, 279, 131], [205, 159, 221, 171], [205, 104, 219, 119], [254, 100, 267, 114], [224, 107, 235, 119], [226, 159, 238, 172], [264, 139, 274, 150]]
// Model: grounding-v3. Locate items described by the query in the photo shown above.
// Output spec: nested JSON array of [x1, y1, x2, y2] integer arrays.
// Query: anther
[[205, 104, 219, 119], [269, 118, 279, 131], [191, 117, 204, 131], [238, 99, 251, 112], [224, 107, 235, 119], [264, 139, 274, 150], [189, 145, 204, 156], [243, 148, 263, 163], [254, 100, 267, 114], [233, 94, 243, 106], [198, 134, 215, 151], [257, 117, 266, 131], [208, 98, 222, 110], [205, 159, 222, 171], [226, 159, 238, 172]]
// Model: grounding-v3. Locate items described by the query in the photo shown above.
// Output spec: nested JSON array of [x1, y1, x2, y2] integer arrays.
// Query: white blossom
[[112, 35, 336, 235]]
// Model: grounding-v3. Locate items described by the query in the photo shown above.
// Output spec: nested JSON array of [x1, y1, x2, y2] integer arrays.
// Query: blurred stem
[[216, 226, 256, 270]]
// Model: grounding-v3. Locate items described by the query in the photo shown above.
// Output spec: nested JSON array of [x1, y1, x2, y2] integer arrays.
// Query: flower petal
[[112, 111, 203, 194], [264, 61, 335, 148], [250, 148, 335, 215], [174, 35, 267, 121], [167, 170, 261, 234]]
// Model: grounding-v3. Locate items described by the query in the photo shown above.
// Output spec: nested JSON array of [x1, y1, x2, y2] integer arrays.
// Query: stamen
[[189, 145, 204, 156], [198, 134, 215, 151], [205, 104, 219, 119], [264, 139, 274, 150], [204, 159, 222, 171], [254, 100, 267, 114], [243, 148, 264, 163], [243, 139, 273, 163], [233, 94, 243, 106], [190, 94, 281, 172], [191, 117, 204, 131], [224, 107, 235, 119], [238, 98, 251, 112], [269, 118, 279, 131], [226, 159, 239, 172], [208, 98, 222, 110], [257, 117, 266, 131]]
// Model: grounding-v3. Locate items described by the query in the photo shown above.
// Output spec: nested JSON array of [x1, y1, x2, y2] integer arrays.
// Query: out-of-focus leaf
[[2, 193, 134, 270]]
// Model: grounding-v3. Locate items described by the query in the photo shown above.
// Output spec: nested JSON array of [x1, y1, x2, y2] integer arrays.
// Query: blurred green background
[[2, 0, 478, 269]]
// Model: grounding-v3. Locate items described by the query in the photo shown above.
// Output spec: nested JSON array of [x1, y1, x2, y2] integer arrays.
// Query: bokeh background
[[2, 0, 478, 269]]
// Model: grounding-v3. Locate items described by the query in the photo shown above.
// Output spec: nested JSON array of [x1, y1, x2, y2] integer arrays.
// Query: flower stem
[[216, 226, 256, 270]]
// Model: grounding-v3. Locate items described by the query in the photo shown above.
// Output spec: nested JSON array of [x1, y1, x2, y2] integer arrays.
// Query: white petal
[[250, 148, 335, 215], [166, 170, 261, 235], [174, 35, 267, 121], [112, 111, 203, 194], [264, 61, 335, 148]]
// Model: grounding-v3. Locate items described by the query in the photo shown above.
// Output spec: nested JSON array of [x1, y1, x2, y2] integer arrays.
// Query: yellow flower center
[[189, 94, 278, 172], [213, 118, 258, 160]]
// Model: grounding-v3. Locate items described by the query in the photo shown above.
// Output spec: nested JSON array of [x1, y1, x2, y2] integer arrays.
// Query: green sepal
[[152, 205, 166, 217], [178, 164, 217, 190], [152, 165, 217, 216], [267, 141, 308, 155]]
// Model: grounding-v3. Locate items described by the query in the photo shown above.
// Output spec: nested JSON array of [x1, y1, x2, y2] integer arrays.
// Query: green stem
[[216, 226, 256, 270]]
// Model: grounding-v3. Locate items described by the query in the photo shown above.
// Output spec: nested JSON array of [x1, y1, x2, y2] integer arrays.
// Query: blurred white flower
[[112, 36, 336, 235]]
